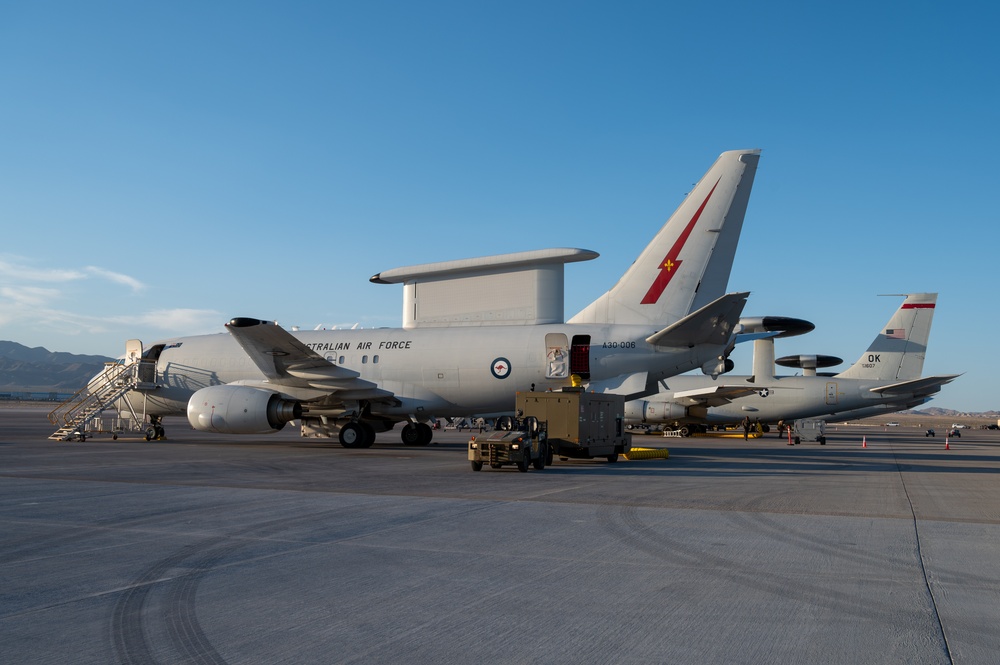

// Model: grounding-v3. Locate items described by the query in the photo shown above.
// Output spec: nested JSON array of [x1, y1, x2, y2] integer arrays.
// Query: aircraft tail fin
[[835, 293, 939, 381], [569, 149, 760, 326]]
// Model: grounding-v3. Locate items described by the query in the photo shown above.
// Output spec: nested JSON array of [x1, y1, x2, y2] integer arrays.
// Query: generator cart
[[517, 388, 631, 462]]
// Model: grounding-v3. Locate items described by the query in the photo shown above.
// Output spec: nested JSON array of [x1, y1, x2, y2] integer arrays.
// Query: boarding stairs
[[47, 358, 157, 441]]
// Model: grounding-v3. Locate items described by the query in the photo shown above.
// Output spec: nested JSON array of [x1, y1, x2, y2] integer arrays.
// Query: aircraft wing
[[224, 318, 394, 401], [869, 374, 961, 397], [670, 384, 794, 407]]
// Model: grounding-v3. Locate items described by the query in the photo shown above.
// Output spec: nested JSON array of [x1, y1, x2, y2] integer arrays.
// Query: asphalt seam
[[890, 440, 954, 664]]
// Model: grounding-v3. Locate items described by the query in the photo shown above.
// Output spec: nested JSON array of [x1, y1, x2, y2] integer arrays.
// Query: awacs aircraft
[[624, 293, 959, 433], [105, 149, 761, 447]]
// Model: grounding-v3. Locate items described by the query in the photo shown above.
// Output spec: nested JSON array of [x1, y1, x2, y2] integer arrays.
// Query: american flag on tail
[[885, 328, 906, 339]]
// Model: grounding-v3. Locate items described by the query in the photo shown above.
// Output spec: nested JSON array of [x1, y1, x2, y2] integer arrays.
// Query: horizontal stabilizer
[[646, 292, 749, 348], [869, 374, 961, 397]]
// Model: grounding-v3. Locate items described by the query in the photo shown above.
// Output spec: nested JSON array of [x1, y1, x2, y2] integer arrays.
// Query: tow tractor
[[468, 415, 548, 472]]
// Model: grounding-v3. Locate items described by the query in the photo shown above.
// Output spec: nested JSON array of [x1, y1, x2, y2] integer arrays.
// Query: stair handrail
[[47, 361, 138, 426]]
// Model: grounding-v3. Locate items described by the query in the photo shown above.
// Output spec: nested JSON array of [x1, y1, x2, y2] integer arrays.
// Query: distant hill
[[902, 407, 1000, 419], [0, 341, 113, 392]]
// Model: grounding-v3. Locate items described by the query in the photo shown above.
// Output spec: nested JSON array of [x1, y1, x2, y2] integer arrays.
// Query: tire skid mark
[[718, 487, 917, 570], [595, 501, 951, 637], [110, 508, 341, 665], [1, 501, 237, 566]]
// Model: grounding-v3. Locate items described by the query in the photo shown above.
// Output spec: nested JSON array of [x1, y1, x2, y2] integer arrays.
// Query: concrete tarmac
[[2, 407, 999, 664]]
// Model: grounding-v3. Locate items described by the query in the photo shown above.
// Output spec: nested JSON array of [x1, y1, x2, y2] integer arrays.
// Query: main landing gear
[[339, 421, 376, 448], [400, 422, 433, 446], [336, 420, 434, 448]]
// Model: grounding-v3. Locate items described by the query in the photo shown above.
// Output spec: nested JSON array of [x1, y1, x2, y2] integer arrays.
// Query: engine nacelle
[[187, 385, 302, 434], [701, 356, 735, 377], [625, 400, 687, 424]]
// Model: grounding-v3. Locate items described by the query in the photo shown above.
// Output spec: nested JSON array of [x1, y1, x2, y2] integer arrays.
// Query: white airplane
[[625, 293, 960, 433], [109, 149, 761, 447]]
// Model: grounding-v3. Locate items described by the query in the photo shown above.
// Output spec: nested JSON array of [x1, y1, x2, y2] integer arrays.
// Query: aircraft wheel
[[471, 461, 483, 472], [339, 422, 364, 448], [679, 426, 690, 437], [144, 426, 157, 442], [416, 422, 433, 446], [357, 421, 376, 448], [401, 424, 421, 445]]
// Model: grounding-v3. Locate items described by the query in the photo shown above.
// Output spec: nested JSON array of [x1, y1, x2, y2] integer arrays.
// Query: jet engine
[[187, 385, 302, 434], [701, 356, 735, 377], [625, 400, 687, 424]]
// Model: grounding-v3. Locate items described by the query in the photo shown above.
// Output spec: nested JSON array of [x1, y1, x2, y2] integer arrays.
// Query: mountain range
[[0, 341, 112, 393]]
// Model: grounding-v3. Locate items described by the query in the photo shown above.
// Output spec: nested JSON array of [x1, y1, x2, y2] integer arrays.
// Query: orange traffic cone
[[862, 436, 867, 448], [944, 437, 950, 450]]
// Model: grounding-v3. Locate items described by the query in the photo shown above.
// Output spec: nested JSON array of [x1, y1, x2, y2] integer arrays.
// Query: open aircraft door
[[545, 333, 570, 379]]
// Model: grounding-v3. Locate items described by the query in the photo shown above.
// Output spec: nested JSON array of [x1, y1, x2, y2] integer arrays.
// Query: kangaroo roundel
[[491, 357, 512, 379]]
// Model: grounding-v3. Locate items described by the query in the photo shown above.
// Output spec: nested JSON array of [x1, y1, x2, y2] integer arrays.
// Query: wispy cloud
[[0, 257, 85, 283], [0, 256, 145, 292], [129, 308, 223, 332], [85, 266, 145, 292], [0, 286, 62, 307]]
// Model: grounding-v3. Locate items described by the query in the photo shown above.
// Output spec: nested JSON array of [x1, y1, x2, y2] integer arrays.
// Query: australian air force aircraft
[[624, 293, 959, 434], [110, 150, 761, 447]]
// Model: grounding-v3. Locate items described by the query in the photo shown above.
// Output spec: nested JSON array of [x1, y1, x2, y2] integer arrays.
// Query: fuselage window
[[373, 355, 379, 364], [339, 356, 345, 364], [362, 355, 368, 364]]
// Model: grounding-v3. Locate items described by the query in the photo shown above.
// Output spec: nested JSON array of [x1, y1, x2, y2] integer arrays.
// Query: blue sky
[[1, 2, 997, 411]]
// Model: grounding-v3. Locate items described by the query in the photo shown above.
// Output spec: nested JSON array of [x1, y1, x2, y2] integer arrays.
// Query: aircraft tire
[[144, 427, 156, 442], [533, 444, 547, 470], [339, 422, 364, 448], [417, 422, 433, 446], [401, 424, 421, 446], [357, 421, 376, 448]]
